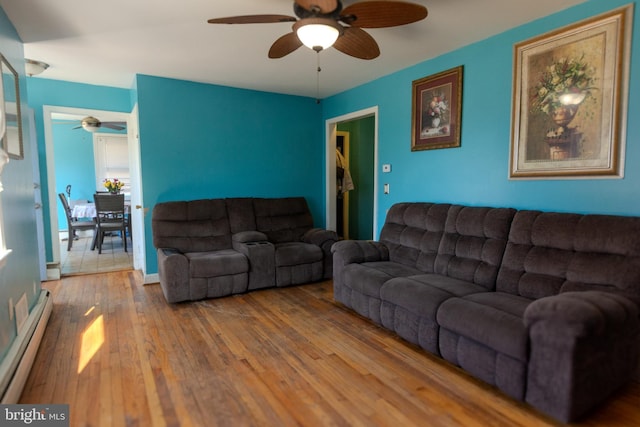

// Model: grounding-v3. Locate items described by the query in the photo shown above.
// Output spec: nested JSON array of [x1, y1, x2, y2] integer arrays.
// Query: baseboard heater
[[0, 289, 52, 403]]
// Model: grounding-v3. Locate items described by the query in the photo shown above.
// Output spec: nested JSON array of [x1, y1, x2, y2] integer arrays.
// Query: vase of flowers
[[530, 55, 596, 130], [103, 178, 124, 194], [427, 95, 447, 129]]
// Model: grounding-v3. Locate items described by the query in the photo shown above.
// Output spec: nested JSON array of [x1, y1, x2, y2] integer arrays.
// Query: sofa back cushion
[[253, 197, 313, 243], [434, 205, 516, 290], [497, 211, 640, 299], [379, 203, 451, 272], [226, 198, 257, 234], [152, 199, 232, 253]]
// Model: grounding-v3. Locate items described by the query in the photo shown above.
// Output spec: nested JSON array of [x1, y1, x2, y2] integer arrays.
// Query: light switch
[[383, 183, 390, 194], [382, 164, 391, 173]]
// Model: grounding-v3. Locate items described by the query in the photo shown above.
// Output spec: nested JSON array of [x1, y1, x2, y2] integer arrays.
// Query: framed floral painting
[[509, 5, 633, 178], [411, 66, 463, 151]]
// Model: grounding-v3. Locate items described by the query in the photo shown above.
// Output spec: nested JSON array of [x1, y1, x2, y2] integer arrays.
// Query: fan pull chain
[[316, 52, 321, 104]]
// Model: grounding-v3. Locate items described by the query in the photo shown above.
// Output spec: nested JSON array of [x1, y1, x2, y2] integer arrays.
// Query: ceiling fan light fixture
[[294, 19, 342, 51], [81, 116, 100, 133], [25, 59, 49, 77], [82, 125, 99, 133]]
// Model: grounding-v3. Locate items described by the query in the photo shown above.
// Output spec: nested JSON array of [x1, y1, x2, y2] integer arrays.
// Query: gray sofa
[[332, 202, 640, 422], [152, 197, 338, 303]]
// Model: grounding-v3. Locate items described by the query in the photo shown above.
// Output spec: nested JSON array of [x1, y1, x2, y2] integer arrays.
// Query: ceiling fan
[[208, 0, 428, 60], [73, 116, 126, 133]]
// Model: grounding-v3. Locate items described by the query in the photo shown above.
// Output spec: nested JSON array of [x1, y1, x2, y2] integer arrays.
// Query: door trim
[[336, 131, 350, 239], [325, 106, 379, 239], [43, 105, 139, 274]]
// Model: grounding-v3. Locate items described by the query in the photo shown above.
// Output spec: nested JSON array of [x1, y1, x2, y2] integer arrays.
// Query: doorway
[[43, 105, 144, 277], [336, 131, 350, 239], [326, 106, 378, 240]]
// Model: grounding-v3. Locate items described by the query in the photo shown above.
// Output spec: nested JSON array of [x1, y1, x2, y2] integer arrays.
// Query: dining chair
[[58, 193, 97, 251], [93, 193, 128, 254]]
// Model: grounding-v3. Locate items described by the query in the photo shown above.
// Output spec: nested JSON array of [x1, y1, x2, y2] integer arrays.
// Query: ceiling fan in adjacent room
[[208, 0, 428, 59], [74, 116, 126, 133]]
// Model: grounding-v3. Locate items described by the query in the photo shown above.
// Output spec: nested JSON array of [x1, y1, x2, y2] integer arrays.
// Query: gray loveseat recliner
[[152, 197, 338, 303], [332, 202, 640, 422]]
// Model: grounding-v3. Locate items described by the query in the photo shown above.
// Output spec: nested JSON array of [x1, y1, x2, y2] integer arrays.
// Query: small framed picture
[[411, 65, 463, 151]]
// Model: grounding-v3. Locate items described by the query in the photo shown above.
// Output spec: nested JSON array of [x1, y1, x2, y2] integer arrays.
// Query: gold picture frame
[[411, 66, 463, 151], [0, 54, 23, 160], [509, 5, 633, 179]]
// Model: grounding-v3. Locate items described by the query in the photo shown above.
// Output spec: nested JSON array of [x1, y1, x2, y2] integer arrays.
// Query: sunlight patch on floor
[[78, 314, 104, 374]]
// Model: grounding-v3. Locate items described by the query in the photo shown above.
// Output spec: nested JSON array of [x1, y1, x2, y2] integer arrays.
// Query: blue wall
[[0, 8, 43, 359], [323, 0, 640, 234], [135, 75, 323, 274], [52, 123, 96, 229], [19, 0, 640, 280], [53, 122, 126, 230], [26, 78, 132, 260]]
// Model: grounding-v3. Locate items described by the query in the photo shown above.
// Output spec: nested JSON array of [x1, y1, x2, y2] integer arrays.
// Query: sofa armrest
[[524, 291, 638, 336], [331, 240, 390, 297], [232, 230, 268, 244], [302, 228, 340, 279], [302, 228, 339, 247], [523, 291, 640, 422], [156, 248, 190, 303], [331, 240, 389, 265]]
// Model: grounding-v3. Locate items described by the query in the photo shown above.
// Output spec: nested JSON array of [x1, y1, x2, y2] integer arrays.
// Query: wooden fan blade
[[341, 1, 428, 28], [294, 0, 339, 14], [208, 15, 297, 24], [101, 122, 126, 131], [269, 32, 303, 58], [333, 27, 380, 60]]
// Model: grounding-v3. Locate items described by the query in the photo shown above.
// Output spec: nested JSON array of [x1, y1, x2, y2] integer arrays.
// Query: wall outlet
[[15, 294, 29, 335]]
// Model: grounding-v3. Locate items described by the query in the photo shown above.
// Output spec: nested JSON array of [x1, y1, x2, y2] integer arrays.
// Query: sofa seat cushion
[[379, 274, 488, 353], [186, 250, 248, 278], [380, 274, 486, 319], [274, 242, 322, 266], [345, 261, 423, 297], [437, 292, 533, 362]]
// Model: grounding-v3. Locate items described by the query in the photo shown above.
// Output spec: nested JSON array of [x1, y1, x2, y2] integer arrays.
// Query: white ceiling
[[1, 0, 586, 98]]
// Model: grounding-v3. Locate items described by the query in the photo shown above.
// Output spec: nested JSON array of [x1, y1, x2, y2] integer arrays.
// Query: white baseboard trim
[[144, 273, 159, 285], [45, 264, 60, 281]]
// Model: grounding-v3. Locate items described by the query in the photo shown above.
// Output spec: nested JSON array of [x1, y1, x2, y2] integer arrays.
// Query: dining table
[[70, 200, 131, 219]]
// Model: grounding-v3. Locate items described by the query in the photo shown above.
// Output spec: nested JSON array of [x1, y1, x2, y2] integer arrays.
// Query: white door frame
[[43, 105, 143, 274], [27, 108, 47, 281], [127, 104, 147, 275], [325, 106, 379, 239]]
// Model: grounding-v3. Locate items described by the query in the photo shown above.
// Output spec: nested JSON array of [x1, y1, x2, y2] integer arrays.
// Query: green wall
[[338, 116, 375, 240]]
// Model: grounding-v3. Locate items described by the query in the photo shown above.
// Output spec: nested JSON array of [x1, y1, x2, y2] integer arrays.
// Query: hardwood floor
[[20, 271, 640, 426]]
